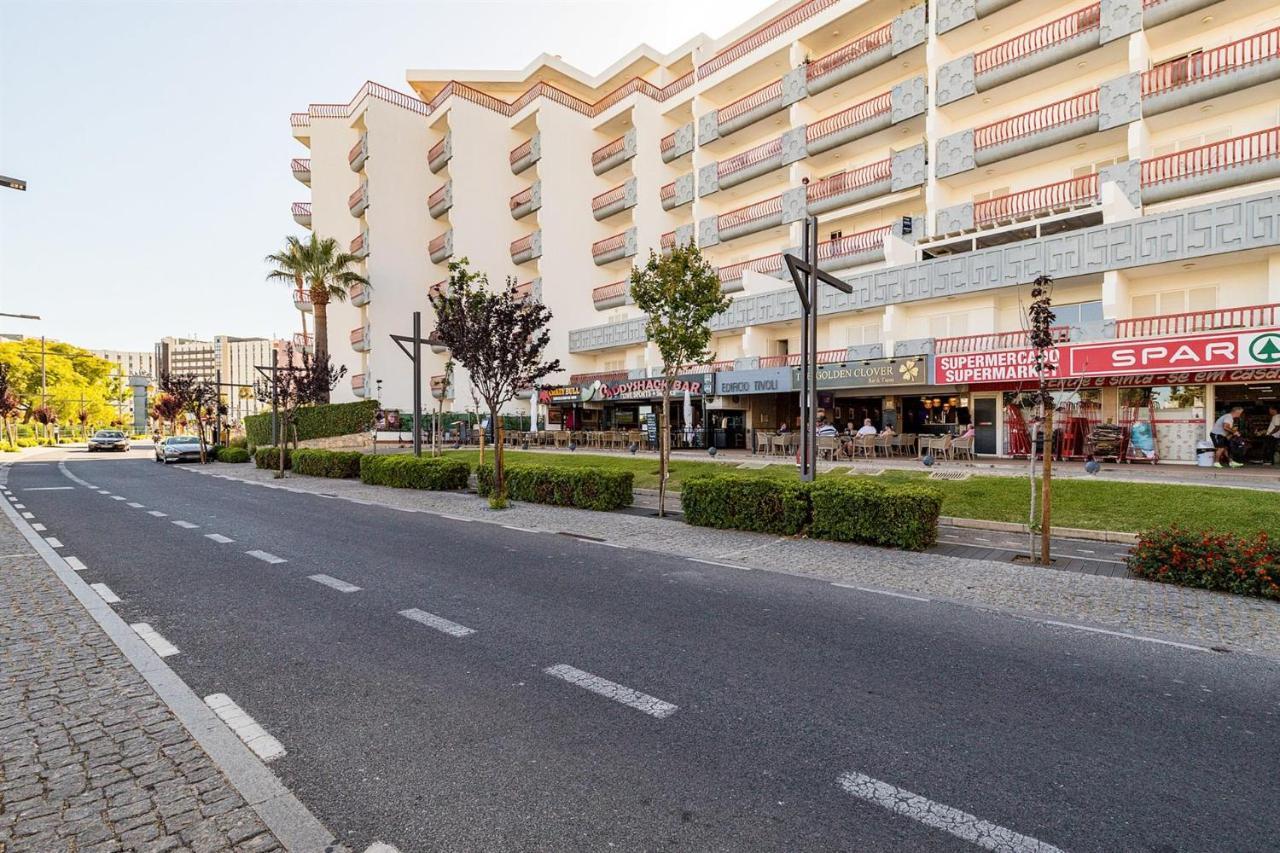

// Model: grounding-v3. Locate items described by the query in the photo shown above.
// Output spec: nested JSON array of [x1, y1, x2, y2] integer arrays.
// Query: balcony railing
[[759, 349, 846, 368], [510, 187, 534, 210], [428, 280, 448, 299], [349, 281, 369, 305], [805, 92, 893, 145], [1115, 303, 1280, 339], [428, 185, 448, 209], [717, 195, 783, 232], [592, 280, 629, 305], [717, 78, 783, 124], [349, 326, 369, 348], [570, 369, 631, 385], [349, 233, 367, 256], [975, 3, 1101, 77], [510, 138, 533, 165], [935, 327, 1072, 355], [352, 373, 367, 396], [698, 0, 838, 79], [428, 234, 448, 256], [718, 137, 783, 180], [293, 332, 312, 349], [591, 233, 627, 259], [592, 184, 628, 212], [661, 230, 677, 250], [660, 131, 677, 155], [292, 289, 311, 308], [974, 174, 1099, 226], [816, 225, 893, 264], [514, 280, 535, 301], [1142, 27, 1280, 96], [348, 135, 367, 168], [290, 158, 311, 183], [718, 252, 785, 283], [660, 182, 677, 203], [291, 202, 311, 226], [510, 234, 535, 255], [806, 158, 892, 203], [974, 89, 1099, 151], [1140, 126, 1279, 187], [807, 22, 893, 81], [348, 183, 368, 215], [591, 135, 627, 167]]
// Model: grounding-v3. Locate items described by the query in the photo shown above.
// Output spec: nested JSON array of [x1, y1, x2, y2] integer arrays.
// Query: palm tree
[[266, 235, 367, 400]]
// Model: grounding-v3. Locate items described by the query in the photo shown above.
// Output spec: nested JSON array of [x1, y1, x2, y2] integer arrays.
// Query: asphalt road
[[9, 448, 1280, 853]]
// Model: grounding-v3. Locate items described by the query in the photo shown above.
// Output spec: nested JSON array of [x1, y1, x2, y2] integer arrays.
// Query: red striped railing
[[510, 138, 534, 165], [428, 185, 448, 208], [349, 234, 366, 255], [974, 174, 1099, 225], [592, 184, 628, 211], [698, 0, 841, 79], [428, 137, 447, 163], [352, 373, 366, 391], [974, 88, 1099, 150], [661, 131, 677, 154], [718, 252, 784, 282], [592, 280, 629, 304], [290, 113, 310, 127], [348, 136, 366, 164], [1114, 303, 1280, 339], [661, 230, 677, 250], [592, 134, 627, 167], [759, 349, 846, 368], [349, 326, 368, 346], [1142, 27, 1280, 96], [717, 194, 783, 232], [348, 184, 367, 209], [718, 137, 784, 179], [661, 71, 695, 97], [292, 289, 311, 306], [570, 369, 631, 384], [718, 78, 784, 124], [975, 4, 1101, 76], [429, 234, 448, 255], [805, 91, 893, 144], [660, 182, 677, 202], [807, 22, 893, 81], [428, 280, 448, 298], [511, 234, 535, 255], [935, 327, 1072, 355], [817, 225, 892, 262], [1140, 126, 1279, 187], [293, 332, 312, 348], [290, 158, 311, 174], [291, 202, 311, 216], [509, 187, 533, 210], [592, 232, 627, 258], [806, 158, 892, 203], [514, 280, 535, 300]]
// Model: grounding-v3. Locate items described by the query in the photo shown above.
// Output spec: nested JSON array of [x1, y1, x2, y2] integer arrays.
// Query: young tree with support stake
[[253, 345, 347, 479], [158, 373, 219, 463], [428, 259, 559, 508], [1026, 274, 1057, 565], [629, 243, 730, 517]]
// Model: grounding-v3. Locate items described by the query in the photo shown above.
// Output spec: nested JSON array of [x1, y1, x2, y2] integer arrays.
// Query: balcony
[[592, 180, 634, 221], [593, 279, 630, 310], [935, 327, 1073, 355], [716, 195, 783, 243], [429, 230, 453, 264], [511, 182, 542, 220], [569, 369, 632, 385], [291, 158, 311, 186], [352, 373, 368, 398], [430, 374, 452, 400], [510, 231, 541, 265], [805, 158, 892, 216], [291, 202, 312, 228], [592, 130, 636, 175], [715, 78, 785, 139], [804, 91, 893, 157], [815, 225, 893, 271], [661, 230, 677, 253], [974, 174, 1099, 228], [973, 4, 1101, 91], [973, 88, 1100, 165], [1115, 303, 1280, 340], [805, 21, 893, 96], [349, 230, 370, 260], [717, 253, 785, 293], [591, 230, 634, 266], [350, 325, 371, 353], [293, 332, 313, 354], [514, 280, 536, 302], [1142, 28, 1280, 117], [717, 137, 784, 190], [661, 122, 695, 163], [348, 182, 369, 218], [759, 350, 847, 368], [292, 289, 312, 313], [510, 134, 540, 175], [349, 280, 370, 307], [428, 182, 452, 219], [1140, 126, 1280, 204], [428, 132, 451, 173], [348, 133, 368, 172]]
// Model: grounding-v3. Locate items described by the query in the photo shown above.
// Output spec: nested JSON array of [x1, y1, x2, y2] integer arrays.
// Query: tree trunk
[[277, 416, 288, 479], [1040, 405, 1054, 565], [478, 419, 485, 467], [658, 384, 671, 517], [196, 415, 208, 464], [1027, 418, 1038, 561], [492, 404, 505, 503], [312, 296, 331, 404]]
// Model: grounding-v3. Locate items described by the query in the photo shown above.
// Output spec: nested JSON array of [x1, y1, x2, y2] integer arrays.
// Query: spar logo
[[1249, 333, 1280, 364]]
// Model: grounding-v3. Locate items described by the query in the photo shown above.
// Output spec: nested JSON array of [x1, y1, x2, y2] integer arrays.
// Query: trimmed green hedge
[[244, 399, 379, 447], [359, 454, 470, 490], [476, 463, 633, 511], [1128, 527, 1279, 599], [293, 449, 363, 479], [253, 446, 291, 470], [681, 474, 810, 536], [809, 479, 943, 551], [228, 435, 249, 449], [216, 447, 250, 463]]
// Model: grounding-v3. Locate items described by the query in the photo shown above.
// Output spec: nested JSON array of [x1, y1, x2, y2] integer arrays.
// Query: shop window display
[[1002, 390, 1101, 459]]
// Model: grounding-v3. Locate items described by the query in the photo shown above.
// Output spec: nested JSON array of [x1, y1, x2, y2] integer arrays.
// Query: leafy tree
[[151, 393, 183, 436], [428, 259, 559, 507], [253, 345, 347, 478], [629, 242, 730, 516], [265, 234, 367, 400], [0, 364, 20, 448], [31, 405, 56, 444], [159, 373, 220, 463]]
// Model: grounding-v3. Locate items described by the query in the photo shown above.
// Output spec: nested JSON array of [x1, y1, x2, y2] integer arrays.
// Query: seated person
[[816, 416, 839, 438], [879, 424, 896, 437], [856, 418, 878, 437]]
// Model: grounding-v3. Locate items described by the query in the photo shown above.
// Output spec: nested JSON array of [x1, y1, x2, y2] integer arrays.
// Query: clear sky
[[0, 0, 768, 352]]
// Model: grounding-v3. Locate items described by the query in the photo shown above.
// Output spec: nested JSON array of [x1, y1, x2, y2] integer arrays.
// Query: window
[[1054, 300, 1103, 327], [1071, 156, 1125, 178], [603, 359, 624, 372], [828, 229, 842, 242], [1151, 128, 1231, 158], [928, 312, 970, 338], [1132, 287, 1216, 317], [844, 321, 882, 346], [972, 186, 1010, 203], [1119, 385, 1205, 411]]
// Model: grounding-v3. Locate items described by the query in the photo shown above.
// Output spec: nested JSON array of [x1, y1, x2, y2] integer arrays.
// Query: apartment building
[[288, 0, 1280, 461], [153, 335, 283, 422]]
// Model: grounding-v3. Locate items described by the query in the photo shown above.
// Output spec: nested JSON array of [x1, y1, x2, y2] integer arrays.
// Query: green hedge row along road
[[244, 399, 379, 447]]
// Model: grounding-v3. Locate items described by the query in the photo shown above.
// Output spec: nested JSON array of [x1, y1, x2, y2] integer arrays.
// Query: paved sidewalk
[[0, 503, 283, 850], [191, 462, 1280, 658]]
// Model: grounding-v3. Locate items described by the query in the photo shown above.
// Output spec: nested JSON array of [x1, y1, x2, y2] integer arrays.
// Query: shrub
[[244, 399, 379, 447], [681, 474, 810, 536], [228, 435, 249, 449], [16, 438, 38, 448], [253, 446, 291, 470], [809, 479, 943, 551], [216, 447, 250, 463], [293, 448, 363, 479], [359, 454, 470, 490], [1128, 527, 1279, 600], [475, 463, 633, 511]]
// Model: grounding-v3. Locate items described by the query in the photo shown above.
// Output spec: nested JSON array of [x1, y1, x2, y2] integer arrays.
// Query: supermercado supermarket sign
[[933, 328, 1280, 385]]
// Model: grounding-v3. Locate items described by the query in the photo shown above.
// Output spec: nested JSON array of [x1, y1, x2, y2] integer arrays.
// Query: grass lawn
[[442, 449, 1279, 537]]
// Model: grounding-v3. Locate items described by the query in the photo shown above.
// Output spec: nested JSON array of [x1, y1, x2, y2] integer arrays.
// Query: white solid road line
[[147, 510, 168, 517], [204, 693, 286, 762], [131, 623, 179, 657], [544, 664, 678, 719], [688, 557, 752, 571], [832, 582, 930, 603], [127, 502, 145, 508], [46, 537, 63, 549], [246, 550, 287, 564], [171, 520, 199, 529], [1040, 620, 1214, 653], [309, 574, 362, 593], [65, 556, 88, 572], [205, 533, 235, 544], [837, 771, 1065, 853], [501, 524, 540, 533], [24, 486, 74, 491], [91, 583, 121, 604], [31, 523, 45, 532], [363, 844, 401, 853], [398, 608, 476, 637]]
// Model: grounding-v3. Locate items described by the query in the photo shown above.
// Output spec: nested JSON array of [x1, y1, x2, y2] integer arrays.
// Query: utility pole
[[389, 311, 436, 458], [253, 365, 282, 446]]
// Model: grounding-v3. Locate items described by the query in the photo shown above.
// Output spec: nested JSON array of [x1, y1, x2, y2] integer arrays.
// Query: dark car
[[88, 429, 130, 452], [155, 436, 203, 464]]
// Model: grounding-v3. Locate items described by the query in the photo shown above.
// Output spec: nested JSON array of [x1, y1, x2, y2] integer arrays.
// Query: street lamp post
[[389, 311, 436, 458]]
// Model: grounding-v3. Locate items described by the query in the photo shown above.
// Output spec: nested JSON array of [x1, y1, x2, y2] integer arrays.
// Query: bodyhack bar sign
[[933, 328, 1280, 384]]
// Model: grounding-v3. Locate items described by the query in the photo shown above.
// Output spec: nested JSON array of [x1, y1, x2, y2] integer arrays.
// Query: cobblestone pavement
[[192, 463, 1280, 658], [0, 510, 282, 851]]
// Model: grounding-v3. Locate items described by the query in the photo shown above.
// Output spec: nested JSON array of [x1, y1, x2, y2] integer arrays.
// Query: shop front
[[709, 366, 793, 450]]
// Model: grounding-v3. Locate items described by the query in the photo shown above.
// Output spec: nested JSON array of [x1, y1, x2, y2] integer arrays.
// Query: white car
[[87, 429, 130, 452], [155, 436, 203, 464]]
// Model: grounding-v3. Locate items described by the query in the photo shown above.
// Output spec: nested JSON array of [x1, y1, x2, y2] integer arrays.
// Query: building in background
[[90, 349, 156, 425], [288, 0, 1280, 460], [153, 335, 287, 424]]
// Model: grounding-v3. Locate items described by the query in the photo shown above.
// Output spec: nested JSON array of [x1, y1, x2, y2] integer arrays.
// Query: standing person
[[1210, 405, 1245, 468], [1263, 405, 1280, 466]]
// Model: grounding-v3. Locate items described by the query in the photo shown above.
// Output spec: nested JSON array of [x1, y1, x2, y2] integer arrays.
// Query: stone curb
[[0, 461, 339, 853]]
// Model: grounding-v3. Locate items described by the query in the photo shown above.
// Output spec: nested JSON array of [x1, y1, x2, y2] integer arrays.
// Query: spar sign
[[933, 328, 1280, 385]]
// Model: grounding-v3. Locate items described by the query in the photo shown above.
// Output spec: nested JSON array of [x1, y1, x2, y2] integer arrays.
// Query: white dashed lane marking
[[91, 583, 121, 604], [65, 556, 87, 572], [246, 550, 286, 564], [45, 538, 63, 549], [131, 623, 179, 657], [204, 534, 235, 544], [13, 503, 25, 509], [204, 694, 286, 762], [20, 512, 33, 519], [147, 510, 168, 517], [127, 502, 145, 508], [309, 574, 361, 593], [543, 664, 678, 719], [171, 520, 199, 529], [832, 582, 930, 603], [31, 523, 45, 532], [110, 495, 126, 501], [398, 608, 475, 638], [837, 771, 1065, 853]]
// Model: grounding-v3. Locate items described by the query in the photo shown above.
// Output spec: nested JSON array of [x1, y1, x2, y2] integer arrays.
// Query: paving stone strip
[[195, 463, 1280, 658], [0, 501, 289, 850]]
